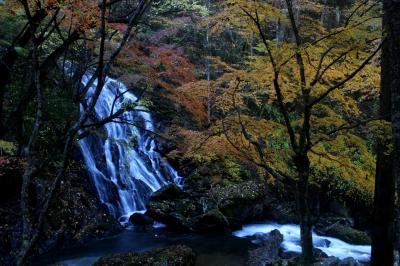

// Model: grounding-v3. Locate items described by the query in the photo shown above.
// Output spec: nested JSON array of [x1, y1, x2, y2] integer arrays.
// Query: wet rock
[[314, 248, 329, 259], [151, 184, 187, 201], [93, 245, 196, 266], [194, 209, 230, 234], [314, 239, 332, 248], [129, 213, 154, 226], [338, 257, 363, 266], [246, 229, 284, 266]]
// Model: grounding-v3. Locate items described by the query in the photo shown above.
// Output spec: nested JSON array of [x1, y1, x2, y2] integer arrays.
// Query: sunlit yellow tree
[[201, 0, 383, 264]]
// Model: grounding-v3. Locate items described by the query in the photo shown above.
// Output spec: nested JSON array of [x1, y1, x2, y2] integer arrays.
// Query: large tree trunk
[[294, 154, 314, 266], [385, 0, 400, 262], [372, 152, 394, 265], [371, 4, 396, 264], [382, 0, 400, 261]]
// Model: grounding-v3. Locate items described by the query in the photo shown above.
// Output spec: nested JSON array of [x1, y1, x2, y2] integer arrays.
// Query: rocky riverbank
[[140, 177, 370, 248]]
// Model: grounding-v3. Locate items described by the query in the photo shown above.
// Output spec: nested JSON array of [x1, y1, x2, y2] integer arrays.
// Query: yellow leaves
[[368, 120, 393, 152], [207, 0, 284, 37], [309, 133, 375, 203]]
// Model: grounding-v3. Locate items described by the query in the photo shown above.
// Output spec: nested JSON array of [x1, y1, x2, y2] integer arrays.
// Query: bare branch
[[310, 40, 384, 107]]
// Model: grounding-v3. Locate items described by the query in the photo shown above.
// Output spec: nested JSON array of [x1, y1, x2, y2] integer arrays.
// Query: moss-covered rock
[[94, 245, 196, 266], [209, 181, 266, 224], [315, 222, 371, 245], [151, 184, 187, 201]]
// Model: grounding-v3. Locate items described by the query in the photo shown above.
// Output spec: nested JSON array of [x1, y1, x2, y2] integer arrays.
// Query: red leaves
[[109, 23, 128, 32]]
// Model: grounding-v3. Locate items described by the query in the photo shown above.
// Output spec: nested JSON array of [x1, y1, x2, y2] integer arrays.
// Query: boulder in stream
[[246, 229, 284, 266], [129, 213, 154, 226]]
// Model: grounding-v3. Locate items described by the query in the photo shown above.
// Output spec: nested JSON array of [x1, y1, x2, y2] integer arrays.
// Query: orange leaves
[[167, 80, 210, 124], [6, 0, 100, 32], [58, 0, 100, 31], [117, 41, 196, 89]]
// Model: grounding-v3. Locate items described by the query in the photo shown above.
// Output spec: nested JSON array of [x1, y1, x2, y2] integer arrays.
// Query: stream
[[34, 222, 370, 266]]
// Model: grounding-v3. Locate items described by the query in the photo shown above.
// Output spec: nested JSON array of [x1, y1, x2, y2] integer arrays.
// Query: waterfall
[[79, 74, 183, 225]]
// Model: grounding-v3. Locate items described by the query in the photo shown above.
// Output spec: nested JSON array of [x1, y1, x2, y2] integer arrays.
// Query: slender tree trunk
[[294, 154, 314, 266], [17, 43, 43, 266], [371, 5, 395, 264]]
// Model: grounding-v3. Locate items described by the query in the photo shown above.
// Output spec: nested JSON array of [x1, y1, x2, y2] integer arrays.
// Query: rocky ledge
[[93, 245, 196, 266], [144, 180, 266, 234]]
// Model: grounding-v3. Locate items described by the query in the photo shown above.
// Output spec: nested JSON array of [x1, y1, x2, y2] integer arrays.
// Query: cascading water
[[79, 74, 183, 225], [234, 223, 371, 262]]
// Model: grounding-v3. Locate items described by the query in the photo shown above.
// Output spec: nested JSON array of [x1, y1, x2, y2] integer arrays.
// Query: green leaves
[[152, 0, 208, 17], [14, 46, 28, 57]]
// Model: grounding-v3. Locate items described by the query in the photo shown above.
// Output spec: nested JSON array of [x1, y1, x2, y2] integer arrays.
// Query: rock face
[[0, 158, 122, 265], [94, 245, 196, 266], [246, 229, 284, 266], [145, 180, 266, 234]]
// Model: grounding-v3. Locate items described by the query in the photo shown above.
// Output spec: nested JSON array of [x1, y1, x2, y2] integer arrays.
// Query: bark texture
[[371, 2, 396, 265], [386, 0, 400, 262]]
